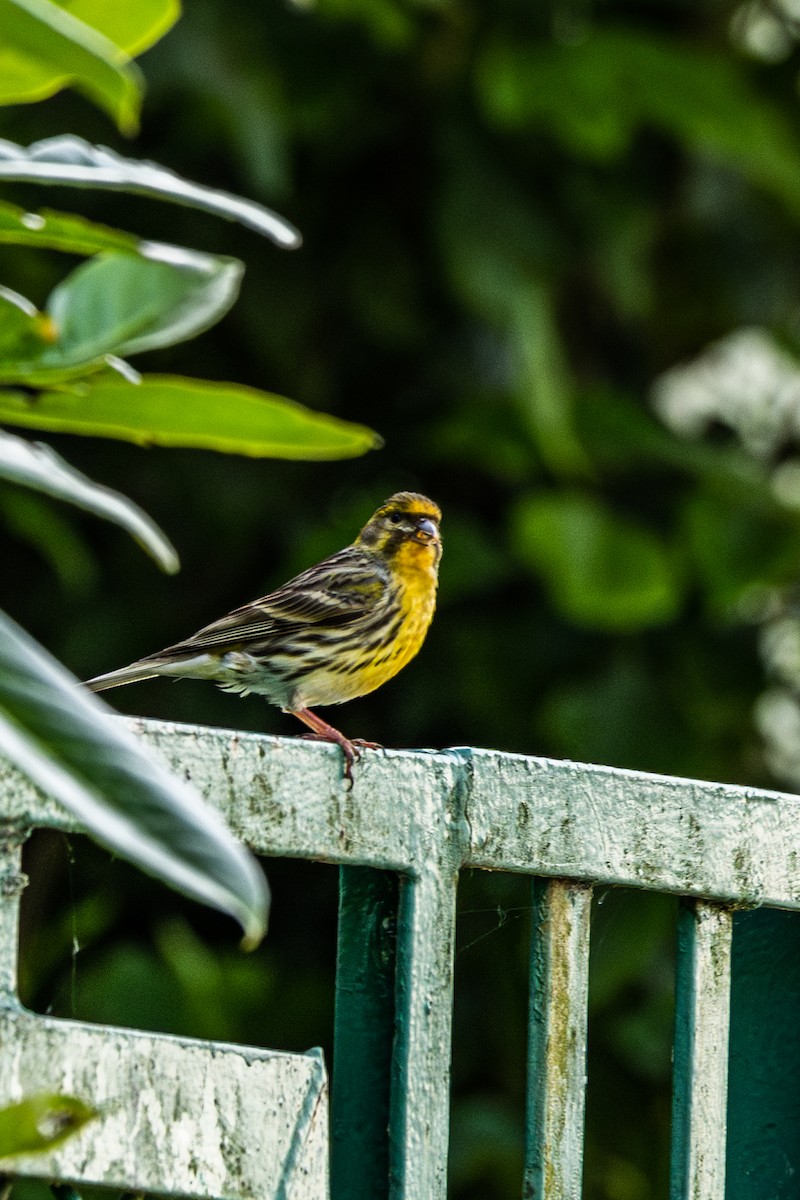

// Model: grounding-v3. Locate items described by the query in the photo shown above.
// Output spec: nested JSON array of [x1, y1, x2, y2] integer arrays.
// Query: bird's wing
[[147, 549, 389, 659]]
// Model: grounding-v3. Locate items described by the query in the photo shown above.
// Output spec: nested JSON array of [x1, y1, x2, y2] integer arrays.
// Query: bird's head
[[357, 492, 442, 569]]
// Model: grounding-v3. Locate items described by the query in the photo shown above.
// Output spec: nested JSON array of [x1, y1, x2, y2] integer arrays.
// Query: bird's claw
[[299, 732, 381, 789]]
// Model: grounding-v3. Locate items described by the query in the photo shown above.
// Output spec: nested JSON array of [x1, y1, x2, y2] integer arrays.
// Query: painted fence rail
[[1, 718, 800, 1200]]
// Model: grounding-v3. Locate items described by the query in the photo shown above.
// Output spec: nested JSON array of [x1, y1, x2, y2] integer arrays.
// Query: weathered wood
[[525, 880, 592, 1200], [671, 901, 732, 1200]]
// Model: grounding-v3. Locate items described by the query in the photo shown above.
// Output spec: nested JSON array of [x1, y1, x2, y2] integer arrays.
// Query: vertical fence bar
[[389, 862, 459, 1200], [524, 878, 592, 1200], [0, 832, 24, 1005], [725, 907, 800, 1199], [331, 865, 398, 1200], [670, 899, 733, 1200]]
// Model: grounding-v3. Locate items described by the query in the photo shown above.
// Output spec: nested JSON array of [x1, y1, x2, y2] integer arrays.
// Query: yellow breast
[[391, 540, 439, 661], [296, 539, 439, 708]]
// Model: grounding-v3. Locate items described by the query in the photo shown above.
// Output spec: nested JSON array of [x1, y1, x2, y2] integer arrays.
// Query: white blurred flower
[[771, 458, 800, 508], [652, 328, 800, 458], [760, 616, 800, 687], [754, 686, 800, 786], [730, 1, 795, 62]]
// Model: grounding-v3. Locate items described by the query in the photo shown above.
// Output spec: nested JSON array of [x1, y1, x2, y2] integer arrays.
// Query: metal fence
[[2, 718, 800, 1200]]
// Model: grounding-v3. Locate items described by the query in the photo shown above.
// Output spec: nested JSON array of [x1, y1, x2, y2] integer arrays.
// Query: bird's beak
[[415, 517, 439, 542]]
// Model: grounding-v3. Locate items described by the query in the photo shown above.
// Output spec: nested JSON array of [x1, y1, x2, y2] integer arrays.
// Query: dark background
[[4, 0, 800, 1195]]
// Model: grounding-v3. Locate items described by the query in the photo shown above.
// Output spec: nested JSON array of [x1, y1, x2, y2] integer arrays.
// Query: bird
[[87, 491, 442, 785]]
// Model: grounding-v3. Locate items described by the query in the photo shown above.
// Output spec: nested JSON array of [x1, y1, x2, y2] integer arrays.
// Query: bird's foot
[[299, 731, 367, 788], [350, 737, 383, 751], [292, 708, 379, 789]]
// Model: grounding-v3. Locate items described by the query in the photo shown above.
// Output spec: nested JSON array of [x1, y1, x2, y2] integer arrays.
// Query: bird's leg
[[289, 707, 380, 787]]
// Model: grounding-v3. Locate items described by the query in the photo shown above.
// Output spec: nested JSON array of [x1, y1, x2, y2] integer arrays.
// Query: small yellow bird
[[87, 492, 442, 783]]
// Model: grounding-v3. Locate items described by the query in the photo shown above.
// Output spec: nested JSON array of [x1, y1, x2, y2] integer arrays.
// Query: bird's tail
[[85, 664, 158, 692]]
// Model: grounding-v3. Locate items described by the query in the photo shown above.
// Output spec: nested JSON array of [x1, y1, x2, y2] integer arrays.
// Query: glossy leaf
[[65, 0, 178, 55], [0, 250, 244, 385], [52, 249, 243, 359], [0, 429, 179, 573], [0, 1093, 96, 1158], [514, 491, 682, 631], [0, 611, 270, 946], [0, 137, 302, 247], [0, 0, 143, 133], [0, 0, 179, 110], [0, 285, 51, 358], [0, 198, 139, 255], [0, 375, 384, 459]]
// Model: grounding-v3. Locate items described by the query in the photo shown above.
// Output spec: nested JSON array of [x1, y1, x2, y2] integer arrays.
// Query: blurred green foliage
[[6, 0, 800, 1195]]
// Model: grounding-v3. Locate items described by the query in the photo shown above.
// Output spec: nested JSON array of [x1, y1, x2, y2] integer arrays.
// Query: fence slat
[[0, 836, 23, 1003], [671, 900, 733, 1200], [462, 749, 800, 910], [332, 866, 398, 1200], [9, 727, 800, 911], [389, 864, 458, 1200], [524, 879, 592, 1200], [726, 907, 800, 1198], [0, 1008, 330, 1200]]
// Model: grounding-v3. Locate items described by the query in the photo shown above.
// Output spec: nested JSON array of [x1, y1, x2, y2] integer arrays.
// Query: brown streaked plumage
[[87, 492, 442, 784]]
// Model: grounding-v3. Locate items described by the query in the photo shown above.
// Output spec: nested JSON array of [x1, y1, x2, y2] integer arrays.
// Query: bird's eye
[[388, 512, 403, 525]]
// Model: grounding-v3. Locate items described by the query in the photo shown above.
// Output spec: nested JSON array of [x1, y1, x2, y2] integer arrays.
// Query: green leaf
[[513, 491, 682, 631], [0, 0, 144, 134], [0, 137, 302, 247], [0, 1094, 96, 1158], [476, 30, 800, 218], [436, 143, 587, 476], [313, 0, 415, 49], [1, 0, 180, 96], [60, 0, 179, 56], [0, 429, 179, 573], [0, 611, 270, 946], [53, 250, 242, 360], [682, 487, 800, 616], [512, 280, 592, 478], [0, 198, 139, 254], [0, 0, 178, 112], [0, 375, 384, 459], [0, 250, 243, 384], [0, 284, 53, 359], [0, 488, 98, 596]]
